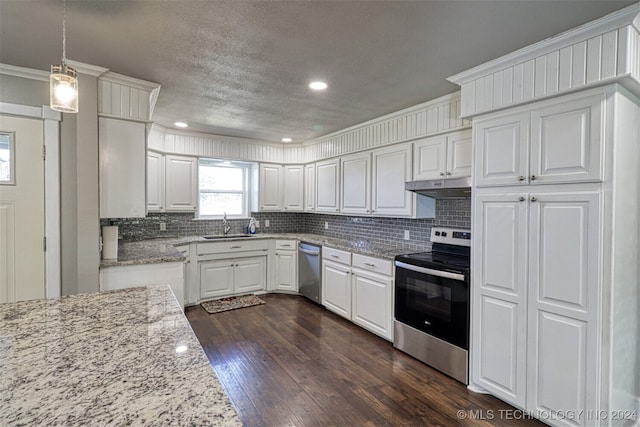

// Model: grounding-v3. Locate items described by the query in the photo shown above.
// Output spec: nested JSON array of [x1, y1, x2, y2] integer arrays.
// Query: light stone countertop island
[[0, 285, 242, 426]]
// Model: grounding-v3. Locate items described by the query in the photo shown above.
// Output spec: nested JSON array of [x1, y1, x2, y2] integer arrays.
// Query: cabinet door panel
[[165, 155, 198, 212], [447, 131, 472, 178], [322, 261, 351, 319], [413, 136, 446, 180], [530, 94, 603, 184], [235, 257, 266, 294], [341, 153, 370, 215], [259, 164, 283, 211], [372, 144, 413, 216], [529, 312, 588, 419], [316, 159, 340, 213], [200, 260, 234, 299], [475, 296, 526, 407], [474, 113, 529, 187], [352, 271, 392, 340], [275, 251, 297, 292], [283, 165, 304, 211], [147, 151, 165, 212]]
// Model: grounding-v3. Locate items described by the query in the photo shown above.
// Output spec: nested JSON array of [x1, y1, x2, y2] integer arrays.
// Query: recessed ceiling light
[[174, 121, 188, 128], [282, 137, 292, 143], [309, 81, 328, 91]]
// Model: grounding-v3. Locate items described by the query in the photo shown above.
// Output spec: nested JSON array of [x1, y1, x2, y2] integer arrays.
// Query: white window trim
[[197, 159, 252, 219]]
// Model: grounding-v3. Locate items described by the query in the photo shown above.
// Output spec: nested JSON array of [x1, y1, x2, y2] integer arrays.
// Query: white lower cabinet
[[473, 189, 600, 421], [274, 240, 298, 292], [200, 256, 266, 300], [322, 247, 393, 340], [99, 262, 185, 309]]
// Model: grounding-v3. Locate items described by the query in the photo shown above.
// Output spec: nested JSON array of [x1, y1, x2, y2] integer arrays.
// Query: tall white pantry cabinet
[[448, 5, 640, 427]]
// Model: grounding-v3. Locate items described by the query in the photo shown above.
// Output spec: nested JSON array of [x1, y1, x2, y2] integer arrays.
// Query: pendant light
[[50, 0, 78, 113]]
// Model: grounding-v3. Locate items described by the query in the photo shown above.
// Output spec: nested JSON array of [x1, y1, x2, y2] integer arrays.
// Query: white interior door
[[0, 115, 45, 303]]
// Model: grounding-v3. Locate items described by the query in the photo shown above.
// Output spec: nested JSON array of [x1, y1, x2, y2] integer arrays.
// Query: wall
[[103, 198, 471, 253]]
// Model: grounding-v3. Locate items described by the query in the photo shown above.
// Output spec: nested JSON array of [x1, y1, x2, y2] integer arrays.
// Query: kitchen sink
[[202, 234, 256, 240]]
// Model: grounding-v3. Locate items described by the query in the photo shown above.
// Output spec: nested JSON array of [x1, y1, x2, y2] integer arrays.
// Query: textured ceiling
[[0, 0, 636, 143]]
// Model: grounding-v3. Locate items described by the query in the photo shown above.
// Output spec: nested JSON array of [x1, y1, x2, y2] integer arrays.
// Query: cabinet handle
[[530, 175, 537, 181], [193, 206, 197, 210], [331, 255, 340, 259], [518, 176, 525, 181], [364, 263, 376, 268], [446, 171, 451, 176], [530, 197, 537, 202], [160, 206, 163, 210], [518, 196, 525, 202], [284, 207, 288, 210], [439, 172, 445, 177], [230, 245, 242, 249], [282, 244, 291, 247], [335, 208, 339, 211]]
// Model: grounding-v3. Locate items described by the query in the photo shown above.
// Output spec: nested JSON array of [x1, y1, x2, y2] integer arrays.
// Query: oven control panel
[[431, 227, 471, 247]]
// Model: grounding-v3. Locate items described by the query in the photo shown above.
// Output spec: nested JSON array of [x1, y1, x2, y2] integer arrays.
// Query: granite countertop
[[0, 285, 242, 426], [100, 233, 429, 268]]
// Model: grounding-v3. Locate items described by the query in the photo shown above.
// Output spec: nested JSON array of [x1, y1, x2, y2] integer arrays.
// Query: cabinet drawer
[[322, 247, 351, 265], [275, 240, 297, 250], [352, 253, 392, 277], [197, 239, 268, 255]]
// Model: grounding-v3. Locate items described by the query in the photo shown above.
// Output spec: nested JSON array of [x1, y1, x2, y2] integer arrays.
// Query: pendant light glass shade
[[50, 64, 78, 113]]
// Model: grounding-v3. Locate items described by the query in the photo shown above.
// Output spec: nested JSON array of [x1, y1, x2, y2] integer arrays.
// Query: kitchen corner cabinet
[[413, 129, 471, 180], [165, 155, 198, 212], [322, 247, 393, 340], [258, 164, 304, 212], [304, 164, 315, 212], [99, 117, 147, 218], [147, 150, 165, 212], [315, 158, 340, 213], [473, 92, 603, 188], [273, 240, 298, 292]]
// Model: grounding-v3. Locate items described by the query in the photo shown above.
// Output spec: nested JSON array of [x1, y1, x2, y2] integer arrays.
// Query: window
[[198, 159, 251, 218], [0, 132, 15, 185]]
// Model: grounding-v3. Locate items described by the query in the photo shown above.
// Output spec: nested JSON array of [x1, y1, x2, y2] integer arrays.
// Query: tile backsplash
[[102, 198, 471, 249]]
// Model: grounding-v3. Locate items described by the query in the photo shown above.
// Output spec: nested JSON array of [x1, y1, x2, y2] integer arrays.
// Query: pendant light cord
[[62, 0, 66, 65]]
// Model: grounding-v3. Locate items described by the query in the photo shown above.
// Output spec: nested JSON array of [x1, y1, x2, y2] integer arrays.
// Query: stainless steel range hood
[[405, 176, 472, 199]]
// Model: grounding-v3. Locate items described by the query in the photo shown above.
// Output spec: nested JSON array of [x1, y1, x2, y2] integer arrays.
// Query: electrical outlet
[[324, 221, 328, 230], [404, 230, 410, 240], [265, 220, 270, 228], [255, 220, 260, 228], [159, 222, 167, 231]]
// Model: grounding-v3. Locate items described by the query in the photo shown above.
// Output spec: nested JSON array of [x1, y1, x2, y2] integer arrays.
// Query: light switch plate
[[324, 221, 328, 230], [159, 222, 167, 231], [404, 230, 410, 240], [255, 220, 260, 228], [265, 220, 270, 228]]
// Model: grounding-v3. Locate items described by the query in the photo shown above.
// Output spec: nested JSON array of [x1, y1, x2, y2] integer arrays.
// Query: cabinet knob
[[446, 171, 451, 176], [439, 172, 445, 177], [518, 176, 525, 181], [518, 196, 525, 202], [284, 207, 288, 210], [530, 175, 537, 181], [530, 196, 537, 202], [193, 206, 197, 210]]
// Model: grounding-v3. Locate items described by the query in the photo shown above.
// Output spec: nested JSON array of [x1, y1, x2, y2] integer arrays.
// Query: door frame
[[0, 102, 61, 299]]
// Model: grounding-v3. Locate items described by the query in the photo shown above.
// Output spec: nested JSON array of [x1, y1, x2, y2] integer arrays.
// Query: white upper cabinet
[[259, 164, 283, 211], [340, 152, 371, 215], [304, 164, 315, 212], [413, 130, 471, 180], [315, 158, 340, 213], [372, 143, 413, 217], [99, 117, 147, 218], [147, 151, 165, 212], [474, 92, 603, 187], [282, 165, 304, 211], [165, 155, 198, 212]]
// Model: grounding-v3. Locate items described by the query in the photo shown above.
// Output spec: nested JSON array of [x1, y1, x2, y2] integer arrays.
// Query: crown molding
[[65, 59, 109, 77], [448, 3, 640, 85], [0, 63, 49, 82]]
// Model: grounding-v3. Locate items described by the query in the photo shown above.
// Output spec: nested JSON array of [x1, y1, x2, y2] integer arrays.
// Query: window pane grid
[[198, 158, 251, 218]]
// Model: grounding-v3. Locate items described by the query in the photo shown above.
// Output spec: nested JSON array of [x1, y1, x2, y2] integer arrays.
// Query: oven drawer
[[322, 247, 351, 265], [352, 254, 392, 277]]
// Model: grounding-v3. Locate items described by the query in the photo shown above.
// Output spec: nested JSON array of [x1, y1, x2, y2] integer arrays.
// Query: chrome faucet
[[222, 212, 232, 235]]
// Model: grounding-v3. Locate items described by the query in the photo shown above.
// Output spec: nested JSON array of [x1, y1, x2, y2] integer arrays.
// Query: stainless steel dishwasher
[[298, 242, 322, 303]]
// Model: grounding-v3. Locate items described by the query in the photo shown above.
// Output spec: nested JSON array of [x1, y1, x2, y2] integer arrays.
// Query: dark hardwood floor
[[186, 294, 543, 427]]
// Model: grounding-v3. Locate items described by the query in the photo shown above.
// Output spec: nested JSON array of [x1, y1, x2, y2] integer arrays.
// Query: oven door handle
[[395, 261, 466, 282]]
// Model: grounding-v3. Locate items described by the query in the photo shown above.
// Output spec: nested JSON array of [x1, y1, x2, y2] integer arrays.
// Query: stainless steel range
[[393, 227, 471, 384]]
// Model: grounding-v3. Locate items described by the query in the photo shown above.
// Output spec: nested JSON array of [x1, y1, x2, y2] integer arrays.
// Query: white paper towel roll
[[102, 225, 118, 260]]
